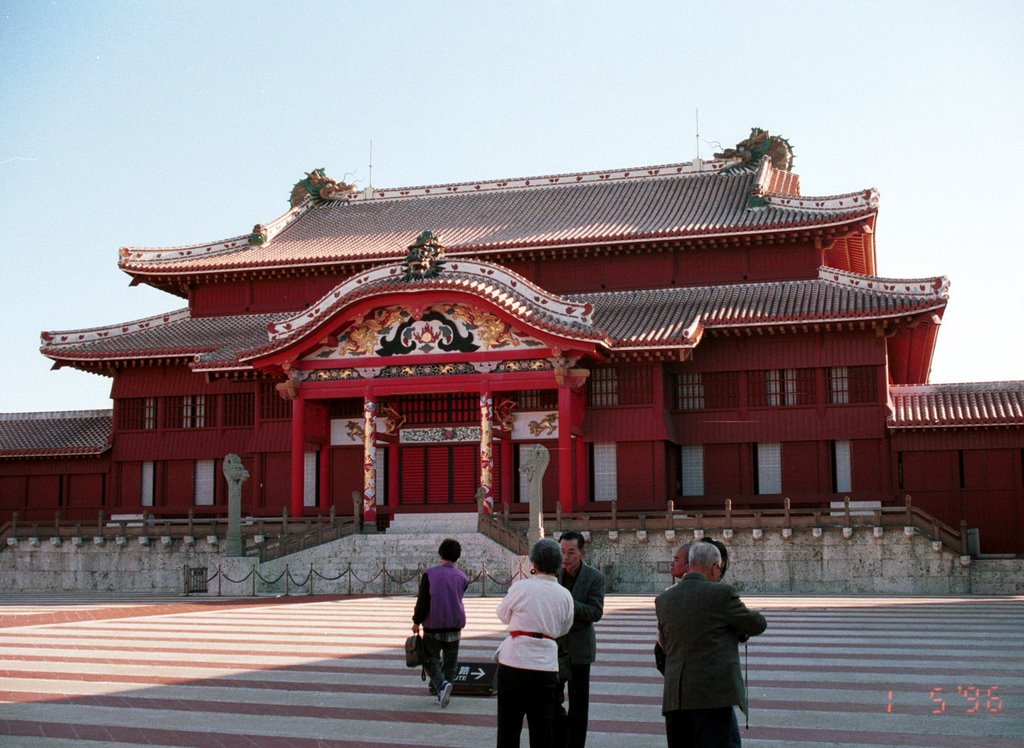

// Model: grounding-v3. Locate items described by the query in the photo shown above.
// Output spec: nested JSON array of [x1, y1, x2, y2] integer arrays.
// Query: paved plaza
[[0, 592, 1022, 747]]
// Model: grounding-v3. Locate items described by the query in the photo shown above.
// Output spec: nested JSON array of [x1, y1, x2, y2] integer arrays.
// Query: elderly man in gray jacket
[[554, 530, 605, 748], [655, 541, 766, 748]]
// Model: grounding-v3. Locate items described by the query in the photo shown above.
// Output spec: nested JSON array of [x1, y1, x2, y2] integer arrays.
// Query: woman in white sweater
[[495, 537, 575, 748]]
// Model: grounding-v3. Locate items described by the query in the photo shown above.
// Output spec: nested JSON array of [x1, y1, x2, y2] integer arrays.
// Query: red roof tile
[[42, 265, 947, 371], [0, 410, 112, 458], [889, 383, 1024, 428], [118, 161, 877, 276]]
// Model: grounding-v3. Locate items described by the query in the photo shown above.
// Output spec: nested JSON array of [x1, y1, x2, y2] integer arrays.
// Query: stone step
[[385, 512, 479, 534]]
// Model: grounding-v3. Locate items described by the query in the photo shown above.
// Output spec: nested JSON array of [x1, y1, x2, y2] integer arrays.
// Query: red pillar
[[501, 437, 515, 508], [290, 396, 305, 518], [558, 384, 574, 514], [575, 435, 588, 505], [319, 446, 331, 513]]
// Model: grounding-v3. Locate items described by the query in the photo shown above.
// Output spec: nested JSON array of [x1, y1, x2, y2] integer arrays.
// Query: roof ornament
[[715, 128, 794, 171], [402, 231, 447, 281], [289, 168, 357, 208]]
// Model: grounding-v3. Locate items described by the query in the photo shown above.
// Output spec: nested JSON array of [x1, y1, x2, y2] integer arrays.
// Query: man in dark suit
[[554, 530, 605, 748], [655, 541, 767, 748]]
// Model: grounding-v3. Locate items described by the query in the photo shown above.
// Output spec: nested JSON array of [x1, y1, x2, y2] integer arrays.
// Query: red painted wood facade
[[2, 130, 1022, 552]]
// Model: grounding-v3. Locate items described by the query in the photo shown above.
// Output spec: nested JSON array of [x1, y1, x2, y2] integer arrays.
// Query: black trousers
[[421, 634, 460, 693], [552, 663, 592, 748], [664, 706, 741, 748], [496, 663, 562, 748]]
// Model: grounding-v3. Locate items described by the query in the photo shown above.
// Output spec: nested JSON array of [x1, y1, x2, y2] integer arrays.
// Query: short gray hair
[[530, 537, 563, 574], [688, 540, 722, 568]]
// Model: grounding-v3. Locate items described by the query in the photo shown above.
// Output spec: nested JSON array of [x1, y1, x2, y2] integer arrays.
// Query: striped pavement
[[0, 592, 1022, 747]]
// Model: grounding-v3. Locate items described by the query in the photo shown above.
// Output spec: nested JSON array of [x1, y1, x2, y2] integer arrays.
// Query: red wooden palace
[[2, 129, 1022, 553]]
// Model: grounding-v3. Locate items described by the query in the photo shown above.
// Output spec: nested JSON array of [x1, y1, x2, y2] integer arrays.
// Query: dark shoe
[[438, 680, 453, 708]]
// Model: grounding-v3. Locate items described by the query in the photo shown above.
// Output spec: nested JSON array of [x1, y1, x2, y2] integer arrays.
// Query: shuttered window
[[680, 445, 704, 496], [141, 461, 155, 506], [303, 452, 317, 507], [592, 443, 617, 502], [832, 440, 852, 493], [194, 460, 215, 505], [754, 443, 782, 495]]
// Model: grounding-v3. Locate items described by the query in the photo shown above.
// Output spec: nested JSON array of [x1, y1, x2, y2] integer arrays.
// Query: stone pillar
[[223, 453, 249, 557], [519, 443, 549, 543]]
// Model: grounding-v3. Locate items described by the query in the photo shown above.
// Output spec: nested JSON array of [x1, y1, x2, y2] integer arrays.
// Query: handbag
[[405, 634, 423, 668]]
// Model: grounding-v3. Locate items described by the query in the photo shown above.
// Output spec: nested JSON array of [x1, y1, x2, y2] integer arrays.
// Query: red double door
[[398, 444, 501, 506]]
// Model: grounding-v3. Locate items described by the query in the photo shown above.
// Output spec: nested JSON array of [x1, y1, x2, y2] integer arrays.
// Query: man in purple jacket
[[412, 538, 470, 707]]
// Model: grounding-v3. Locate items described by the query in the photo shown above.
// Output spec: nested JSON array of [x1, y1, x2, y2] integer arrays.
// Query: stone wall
[[2, 522, 1019, 595]]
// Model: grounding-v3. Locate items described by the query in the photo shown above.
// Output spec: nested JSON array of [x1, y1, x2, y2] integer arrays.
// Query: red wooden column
[[318, 446, 331, 513], [555, 363, 590, 514], [289, 395, 305, 518], [557, 383, 574, 514], [575, 435, 589, 505], [501, 437, 515, 508]]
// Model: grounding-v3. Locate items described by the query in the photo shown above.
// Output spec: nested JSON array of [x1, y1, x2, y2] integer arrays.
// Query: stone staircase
[[220, 513, 527, 597]]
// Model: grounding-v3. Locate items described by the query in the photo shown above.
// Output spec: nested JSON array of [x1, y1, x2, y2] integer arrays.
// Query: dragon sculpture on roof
[[715, 128, 794, 171]]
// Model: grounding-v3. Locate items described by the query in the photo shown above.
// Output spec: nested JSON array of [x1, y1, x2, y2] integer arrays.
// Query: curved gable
[[244, 258, 610, 375]]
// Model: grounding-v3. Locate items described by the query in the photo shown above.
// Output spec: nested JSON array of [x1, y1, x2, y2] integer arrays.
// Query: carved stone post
[[518, 444, 549, 543], [223, 453, 250, 557]]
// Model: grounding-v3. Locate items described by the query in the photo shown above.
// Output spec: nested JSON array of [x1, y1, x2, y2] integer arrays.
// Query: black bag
[[405, 635, 422, 668]]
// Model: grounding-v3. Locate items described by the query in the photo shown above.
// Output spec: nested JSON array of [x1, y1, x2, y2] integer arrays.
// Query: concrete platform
[[0, 592, 1021, 746]]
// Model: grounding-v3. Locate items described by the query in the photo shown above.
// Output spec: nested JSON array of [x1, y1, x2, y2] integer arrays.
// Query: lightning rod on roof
[[695, 109, 702, 170], [368, 139, 373, 190]]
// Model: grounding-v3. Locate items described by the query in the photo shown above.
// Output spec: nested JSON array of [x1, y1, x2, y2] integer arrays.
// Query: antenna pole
[[695, 109, 701, 169], [368, 139, 373, 190]]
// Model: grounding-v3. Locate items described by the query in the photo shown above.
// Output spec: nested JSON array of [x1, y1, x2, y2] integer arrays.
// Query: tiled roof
[[118, 160, 877, 275], [40, 310, 287, 369], [249, 259, 608, 361], [0, 410, 112, 458], [889, 382, 1024, 429], [572, 267, 949, 350], [42, 266, 947, 371]]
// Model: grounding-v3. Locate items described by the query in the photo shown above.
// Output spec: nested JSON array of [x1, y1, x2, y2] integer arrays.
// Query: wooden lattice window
[[705, 372, 739, 409], [400, 393, 478, 425], [587, 367, 619, 406], [223, 393, 255, 427], [259, 382, 291, 420], [329, 398, 364, 418], [748, 368, 815, 407], [828, 366, 877, 404], [164, 395, 211, 429], [118, 397, 156, 430], [586, 365, 651, 406], [514, 390, 558, 410], [674, 372, 704, 410], [674, 371, 739, 410]]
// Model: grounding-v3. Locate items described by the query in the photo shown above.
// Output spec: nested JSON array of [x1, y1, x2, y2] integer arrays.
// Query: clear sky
[[1, 1, 1022, 414]]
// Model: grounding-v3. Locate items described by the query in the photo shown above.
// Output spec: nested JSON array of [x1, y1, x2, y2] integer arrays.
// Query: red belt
[[510, 630, 553, 639]]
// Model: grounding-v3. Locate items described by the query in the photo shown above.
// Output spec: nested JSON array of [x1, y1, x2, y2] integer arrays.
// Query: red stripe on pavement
[[0, 718, 429, 747], [0, 595, 359, 629]]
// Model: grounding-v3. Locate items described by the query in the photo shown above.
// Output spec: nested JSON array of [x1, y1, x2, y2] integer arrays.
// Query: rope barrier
[[190, 558, 527, 598]]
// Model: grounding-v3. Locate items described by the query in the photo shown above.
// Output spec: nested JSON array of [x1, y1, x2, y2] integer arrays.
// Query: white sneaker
[[438, 680, 453, 708]]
